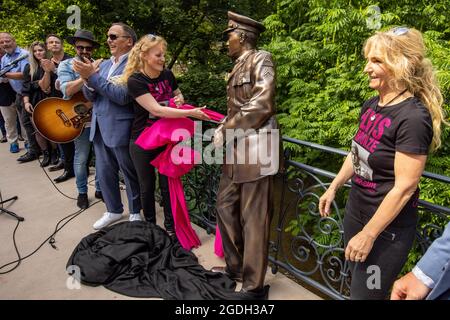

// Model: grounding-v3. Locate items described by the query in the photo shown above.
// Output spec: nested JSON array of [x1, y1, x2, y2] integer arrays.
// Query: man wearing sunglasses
[[74, 23, 142, 229], [56, 29, 102, 209]]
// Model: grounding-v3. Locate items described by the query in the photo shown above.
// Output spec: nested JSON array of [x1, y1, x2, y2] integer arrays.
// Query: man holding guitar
[[56, 29, 102, 209]]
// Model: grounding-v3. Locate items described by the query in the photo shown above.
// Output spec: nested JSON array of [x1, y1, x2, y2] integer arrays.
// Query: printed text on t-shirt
[[354, 108, 392, 153]]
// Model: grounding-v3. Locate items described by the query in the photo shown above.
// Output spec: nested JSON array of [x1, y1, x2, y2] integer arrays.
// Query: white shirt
[[412, 266, 435, 289], [107, 52, 129, 80]]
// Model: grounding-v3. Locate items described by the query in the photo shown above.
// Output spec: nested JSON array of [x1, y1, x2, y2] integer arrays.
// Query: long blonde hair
[[28, 41, 47, 81], [364, 27, 448, 151], [120, 34, 167, 85]]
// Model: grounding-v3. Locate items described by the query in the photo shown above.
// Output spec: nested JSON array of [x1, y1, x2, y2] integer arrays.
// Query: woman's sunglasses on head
[[390, 26, 409, 36]]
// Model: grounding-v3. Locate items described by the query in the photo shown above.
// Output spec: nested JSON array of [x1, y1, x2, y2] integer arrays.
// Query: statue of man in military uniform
[[212, 11, 280, 300]]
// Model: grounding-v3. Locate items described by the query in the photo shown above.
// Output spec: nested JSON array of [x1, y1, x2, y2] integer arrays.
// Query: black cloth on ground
[[67, 221, 251, 300]]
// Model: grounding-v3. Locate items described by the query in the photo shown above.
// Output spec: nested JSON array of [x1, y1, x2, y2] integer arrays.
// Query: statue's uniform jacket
[[220, 49, 280, 183]]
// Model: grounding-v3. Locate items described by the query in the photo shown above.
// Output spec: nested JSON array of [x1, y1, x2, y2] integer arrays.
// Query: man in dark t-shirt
[[44, 34, 74, 172]]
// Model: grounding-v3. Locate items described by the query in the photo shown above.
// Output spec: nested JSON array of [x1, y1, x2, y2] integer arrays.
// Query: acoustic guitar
[[32, 92, 92, 143]]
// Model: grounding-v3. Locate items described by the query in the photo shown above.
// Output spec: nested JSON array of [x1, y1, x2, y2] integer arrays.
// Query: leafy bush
[[269, 0, 450, 279]]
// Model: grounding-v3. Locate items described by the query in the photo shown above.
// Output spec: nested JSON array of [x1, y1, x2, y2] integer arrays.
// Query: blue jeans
[[74, 128, 100, 194], [93, 128, 141, 214]]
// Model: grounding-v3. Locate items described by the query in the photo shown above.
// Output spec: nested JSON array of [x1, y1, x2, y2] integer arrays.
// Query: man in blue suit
[[391, 222, 450, 300], [75, 23, 141, 229]]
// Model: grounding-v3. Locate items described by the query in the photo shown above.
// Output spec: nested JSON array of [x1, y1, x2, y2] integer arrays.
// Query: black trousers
[[344, 200, 416, 300], [16, 94, 40, 155], [129, 138, 173, 231], [0, 111, 6, 136]]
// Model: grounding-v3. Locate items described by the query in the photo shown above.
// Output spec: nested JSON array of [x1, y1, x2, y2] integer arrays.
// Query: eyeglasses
[[107, 34, 131, 41], [390, 26, 409, 36], [75, 45, 93, 52], [138, 34, 157, 51]]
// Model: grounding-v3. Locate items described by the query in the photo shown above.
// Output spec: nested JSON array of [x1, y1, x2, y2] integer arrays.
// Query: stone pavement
[[0, 142, 320, 300]]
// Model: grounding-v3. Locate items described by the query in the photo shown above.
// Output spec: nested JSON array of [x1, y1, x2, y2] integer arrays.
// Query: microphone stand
[[0, 193, 25, 221], [0, 63, 19, 78], [0, 54, 29, 77]]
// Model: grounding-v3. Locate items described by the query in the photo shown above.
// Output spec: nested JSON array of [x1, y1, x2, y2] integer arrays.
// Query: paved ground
[[0, 141, 320, 300]]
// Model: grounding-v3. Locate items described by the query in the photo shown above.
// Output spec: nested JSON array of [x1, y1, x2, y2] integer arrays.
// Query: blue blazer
[[417, 222, 450, 300], [82, 57, 134, 147]]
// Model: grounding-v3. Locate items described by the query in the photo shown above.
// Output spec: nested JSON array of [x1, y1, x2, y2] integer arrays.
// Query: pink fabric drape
[[167, 98, 225, 122], [135, 103, 225, 257], [214, 225, 223, 258]]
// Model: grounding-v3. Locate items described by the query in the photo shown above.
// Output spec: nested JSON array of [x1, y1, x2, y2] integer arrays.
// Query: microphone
[[4, 53, 29, 67], [0, 53, 29, 78]]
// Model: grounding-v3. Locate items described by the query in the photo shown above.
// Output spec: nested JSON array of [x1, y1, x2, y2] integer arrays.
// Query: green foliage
[[265, 0, 450, 205], [285, 213, 342, 248], [285, 196, 343, 256], [177, 63, 228, 114], [268, 0, 450, 278], [265, 0, 450, 158], [0, 0, 273, 113], [2, 0, 449, 286]]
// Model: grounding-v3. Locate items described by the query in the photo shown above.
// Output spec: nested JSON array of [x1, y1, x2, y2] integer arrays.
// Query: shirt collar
[[235, 49, 254, 64], [7, 46, 21, 58], [110, 52, 129, 65]]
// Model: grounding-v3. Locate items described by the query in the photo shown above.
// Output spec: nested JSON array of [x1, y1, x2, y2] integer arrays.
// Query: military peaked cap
[[224, 11, 266, 35]]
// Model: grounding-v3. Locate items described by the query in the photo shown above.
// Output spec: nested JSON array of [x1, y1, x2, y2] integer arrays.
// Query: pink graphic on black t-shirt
[[351, 107, 392, 189], [147, 79, 173, 102], [351, 141, 373, 180], [354, 108, 392, 153]]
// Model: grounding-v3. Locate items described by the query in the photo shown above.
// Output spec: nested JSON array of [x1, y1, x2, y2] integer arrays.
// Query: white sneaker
[[93, 212, 122, 230], [129, 213, 142, 222]]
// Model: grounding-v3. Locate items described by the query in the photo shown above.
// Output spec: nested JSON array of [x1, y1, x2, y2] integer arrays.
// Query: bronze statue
[[212, 11, 280, 299]]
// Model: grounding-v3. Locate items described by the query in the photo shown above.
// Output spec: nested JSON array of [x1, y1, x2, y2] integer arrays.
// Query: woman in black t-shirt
[[318, 28, 447, 299], [22, 41, 56, 167], [121, 34, 209, 235]]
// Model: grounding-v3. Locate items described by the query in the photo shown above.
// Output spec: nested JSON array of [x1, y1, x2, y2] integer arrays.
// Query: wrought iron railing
[[182, 133, 450, 300]]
